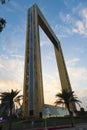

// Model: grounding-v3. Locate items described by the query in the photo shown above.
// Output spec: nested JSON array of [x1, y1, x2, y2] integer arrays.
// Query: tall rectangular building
[[22, 4, 76, 119]]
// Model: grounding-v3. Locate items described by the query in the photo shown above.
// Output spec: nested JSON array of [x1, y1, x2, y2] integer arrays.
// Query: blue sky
[[0, 0, 87, 110]]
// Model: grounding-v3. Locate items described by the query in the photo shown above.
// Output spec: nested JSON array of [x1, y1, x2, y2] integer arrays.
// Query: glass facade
[[29, 9, 33, 111]]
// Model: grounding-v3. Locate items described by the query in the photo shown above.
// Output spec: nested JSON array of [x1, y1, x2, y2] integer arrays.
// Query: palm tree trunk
[[69, 111, 74, 127], [67, 105, 74, 127], [9, 104, 12, 130]]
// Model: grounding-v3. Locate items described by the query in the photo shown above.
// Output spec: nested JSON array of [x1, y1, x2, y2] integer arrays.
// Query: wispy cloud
[[43, 74, 61, 105], [43, 55, 87, 105], [10, 1, 25, 13], [53, 15, 73, 37], [0, 55, 24, 92], [59, 12, 72, 23], [68, 66, 87, 81], [66, 58, 80, 66], [1, 24, 26, 55], [40, 28, 50, 47], [55, 3, 87, 37], [81, 8, 87, 21], [72, 8, 87, 36], [45, 52, 55, 61], [3, 6, 14, 13]]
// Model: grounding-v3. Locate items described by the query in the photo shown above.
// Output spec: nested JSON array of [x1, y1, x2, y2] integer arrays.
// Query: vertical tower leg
[[22, 5, 44, 118], [54, 44, 76, 111]]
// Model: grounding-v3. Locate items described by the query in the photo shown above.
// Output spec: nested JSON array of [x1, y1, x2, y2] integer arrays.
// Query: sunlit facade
[[22, 4, 76, 119]]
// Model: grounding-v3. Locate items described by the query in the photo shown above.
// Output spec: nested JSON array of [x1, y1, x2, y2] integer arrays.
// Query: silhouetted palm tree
[[0, 18, 6, 32], [55, 89, 81, 127], [0, 0, 9, 4], [0, 0, 10, 32], [0, 89, 22, 130]]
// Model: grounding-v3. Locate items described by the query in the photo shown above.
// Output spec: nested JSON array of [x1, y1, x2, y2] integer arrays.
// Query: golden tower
[[22, 4, 76, 118]]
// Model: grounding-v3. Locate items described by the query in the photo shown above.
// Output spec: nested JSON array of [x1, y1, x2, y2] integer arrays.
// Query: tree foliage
[[55, 89, 81, 127], [0, 18, 6, 32], [55, 90, 81, 111], [0, 0, 10, 32], [0, 89, 22, 130], [0, 0, 9, 4], [0, 89, 22, 113]]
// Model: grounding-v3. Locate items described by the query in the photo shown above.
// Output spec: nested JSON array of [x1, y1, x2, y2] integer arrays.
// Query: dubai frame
[[22, 4, 76, 118]]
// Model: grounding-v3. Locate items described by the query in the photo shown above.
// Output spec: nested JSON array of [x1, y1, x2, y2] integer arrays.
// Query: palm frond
[[0, 89, 22, 115], [55, 89, 81, 110]]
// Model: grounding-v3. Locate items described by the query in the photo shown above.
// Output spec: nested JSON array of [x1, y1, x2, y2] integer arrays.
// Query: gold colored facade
[[22, 4, 76, 119]]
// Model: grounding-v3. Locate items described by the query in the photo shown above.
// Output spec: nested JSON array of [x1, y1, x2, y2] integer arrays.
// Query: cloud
[[43, 74, 61, 105], [72, 7, 87, 36], [40, 27, 50, 47], [78, 89, 87, 98], [64, 58, 87, 110], [10, 1, 25, 13], [81, 8, 87, 21], [41, 51, 87, 106], [53, 19, 73, 37], [0, 55, 24, 92], [43, 58, 87, 107], [68, 67, 87, 81], [45, 51, 55, 61], [76, 21, 84, 32], [66, 58, 80, 66], [59, 12, 71, 23], [72, 20, 87, 36], [75, 47, 84, 53], [66, 58, 87, 101], [3, 6, 14, 13], [40, 39, 50, 47], [1, 24, 26, 55], [0, 80, 22, 91], [55, 4, 87, 37]]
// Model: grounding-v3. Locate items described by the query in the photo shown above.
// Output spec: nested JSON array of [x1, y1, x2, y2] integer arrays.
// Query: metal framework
[[22, 4, 76, 118]]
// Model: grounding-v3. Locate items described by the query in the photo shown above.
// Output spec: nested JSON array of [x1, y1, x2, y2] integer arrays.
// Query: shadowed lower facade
[[22, 4, 76, 119]]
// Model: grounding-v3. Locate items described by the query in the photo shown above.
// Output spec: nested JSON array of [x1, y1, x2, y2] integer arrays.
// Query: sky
[[0, 0, 87, 110]]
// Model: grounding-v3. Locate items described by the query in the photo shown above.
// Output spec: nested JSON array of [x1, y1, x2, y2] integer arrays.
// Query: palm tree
[[0, 89, 22, 130], [55, 89, 81, 127], [0, 0, 10, 32], [0, 0, 9, 4], [0, 18, 6, 32]]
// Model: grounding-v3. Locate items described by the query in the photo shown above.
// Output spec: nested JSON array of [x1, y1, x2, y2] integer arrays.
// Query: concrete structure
[[22, 4, 76, 119]]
